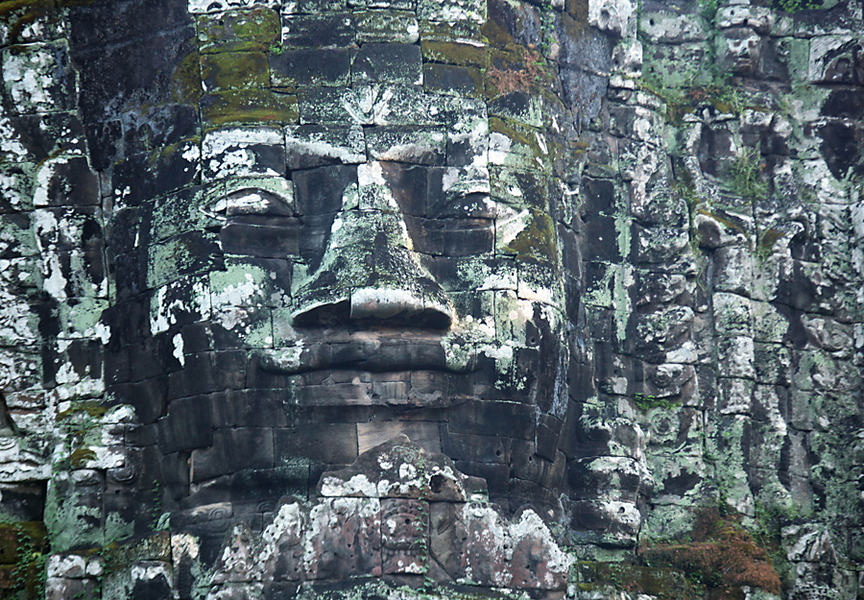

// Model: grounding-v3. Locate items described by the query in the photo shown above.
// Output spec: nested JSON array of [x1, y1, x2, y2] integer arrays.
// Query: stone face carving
[[19, 0, 609, 590], [90, 1, 590, 563], [1, 0, 863, 598]]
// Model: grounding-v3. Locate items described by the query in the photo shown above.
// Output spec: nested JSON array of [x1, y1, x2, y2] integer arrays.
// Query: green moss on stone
[[488, 116, 547, 164], [171, 48, 204, 105], [420, 40, 489, 68], [505, 208, 557, 264], [200, 51, 270, 91], [201, 89, 299, 126], [196, 8, 280, 54]]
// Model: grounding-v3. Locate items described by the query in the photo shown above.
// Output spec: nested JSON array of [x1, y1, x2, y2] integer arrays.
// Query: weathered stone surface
[[4, 1, 863, 599], [270, 49, 351, 88], [317, 436, 486, 501]]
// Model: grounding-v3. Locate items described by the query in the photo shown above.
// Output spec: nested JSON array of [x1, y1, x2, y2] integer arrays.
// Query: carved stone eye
[[203, 187, 294, 220], [203, 187, 301, 259], [221, 189, 294, 217]]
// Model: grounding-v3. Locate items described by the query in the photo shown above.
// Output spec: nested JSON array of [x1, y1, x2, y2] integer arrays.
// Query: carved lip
[[257, 331, 477, 375]]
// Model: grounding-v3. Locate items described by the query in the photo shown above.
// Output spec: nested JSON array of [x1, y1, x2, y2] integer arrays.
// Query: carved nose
[[291, 210, 453, 329]]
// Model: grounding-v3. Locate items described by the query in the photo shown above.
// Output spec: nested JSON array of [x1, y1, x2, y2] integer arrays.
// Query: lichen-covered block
[[354, 9, 419, 44], [642, 42, 709, 89], [45, 577, 100, 600], [270, 48, 351, 87], [488, 117, 547, 168], [146, 231, 222, 289], [196, 8, 280, 53], [285, 124, 366, 168], [809, 35, 864, 84], [281, 13, 354, 48], [202, 127, 286, 181], [188, 0, 280, 13], [417, 0, 485, 24], [283, 0, 350, 14], [298, 86, 372, 124], [639, 9, 707, 43], [365, 126, 447, 164]]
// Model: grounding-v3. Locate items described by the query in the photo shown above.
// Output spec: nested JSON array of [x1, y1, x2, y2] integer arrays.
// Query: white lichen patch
[[0, 294, 38, 346], [188, 0, 279, 13], [2, 42, 66, 113], [286, 124, 366, 165], [202, 127, 283, 182], [208, 270, 260, 315], [589, 0, 636, 37], [0, 117, 29, 160], [150, 277, 212, 336], [358, 161, 402, 213], [33, 155, 69, 206], [458, 504, 573, 588], [418, 0, 486, 24], [319, 473, 378, 497]]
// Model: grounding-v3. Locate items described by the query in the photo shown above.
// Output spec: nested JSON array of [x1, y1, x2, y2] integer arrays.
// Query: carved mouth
[[257, 331, 477, 375]]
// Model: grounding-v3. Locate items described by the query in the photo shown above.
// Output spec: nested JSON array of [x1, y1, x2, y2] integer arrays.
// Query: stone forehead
[[185, 0, 565, 163]]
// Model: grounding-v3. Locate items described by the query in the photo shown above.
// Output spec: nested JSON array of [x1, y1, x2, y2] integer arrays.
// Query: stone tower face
[[4, 0, 862, 598], [90, 0, 587, 556]]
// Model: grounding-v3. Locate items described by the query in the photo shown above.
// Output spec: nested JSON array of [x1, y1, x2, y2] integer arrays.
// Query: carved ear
[[201, 186, 294, 220]]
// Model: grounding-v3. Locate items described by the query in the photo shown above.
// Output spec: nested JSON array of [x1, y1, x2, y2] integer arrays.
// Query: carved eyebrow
[[440, 167, 491, 201]]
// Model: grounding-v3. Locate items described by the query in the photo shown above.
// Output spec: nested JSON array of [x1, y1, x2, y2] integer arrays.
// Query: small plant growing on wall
[[773, 0, 824, 13], [639, 506, 782, 595], [729, 147, 769, 198]]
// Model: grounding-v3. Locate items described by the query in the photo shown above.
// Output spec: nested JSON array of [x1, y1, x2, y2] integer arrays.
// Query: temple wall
[[0, 0, 862, 599]]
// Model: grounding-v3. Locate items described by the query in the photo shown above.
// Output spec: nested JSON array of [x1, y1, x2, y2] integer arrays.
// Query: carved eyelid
[[201, 187, 293, 220]]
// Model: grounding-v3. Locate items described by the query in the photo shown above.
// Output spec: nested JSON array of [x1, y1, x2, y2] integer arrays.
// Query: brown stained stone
[[430, 503, 572, 590], [356, 421, 442, 455], [429, 502, 469, 580], [303, 498, 382, 580], [264, 503, 306, 582]]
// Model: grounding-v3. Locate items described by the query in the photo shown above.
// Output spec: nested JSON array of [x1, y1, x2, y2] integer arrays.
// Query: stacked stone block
[[0, 0, 862, 599]]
